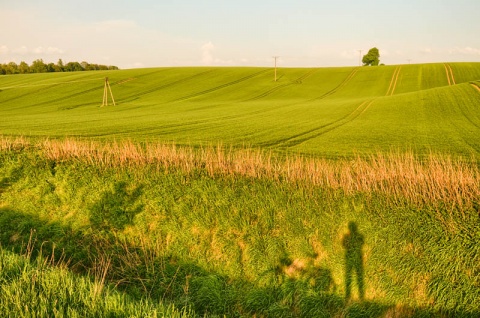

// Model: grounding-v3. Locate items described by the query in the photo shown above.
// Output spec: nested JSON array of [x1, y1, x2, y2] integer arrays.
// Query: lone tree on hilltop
[[362, 47, 380, 66]]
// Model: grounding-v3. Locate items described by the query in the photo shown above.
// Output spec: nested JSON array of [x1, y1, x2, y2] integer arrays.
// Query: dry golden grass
[[1, 136, 478, 211]]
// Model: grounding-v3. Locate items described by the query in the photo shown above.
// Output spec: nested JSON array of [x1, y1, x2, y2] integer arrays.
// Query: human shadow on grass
[[0, 166, 25, 194], [0, 207, 479, 318], [342, 221, 365, 302], [89, 181, 144, 232]]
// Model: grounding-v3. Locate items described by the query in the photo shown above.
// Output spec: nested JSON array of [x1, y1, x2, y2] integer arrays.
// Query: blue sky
[[1, 0, 479, 68]]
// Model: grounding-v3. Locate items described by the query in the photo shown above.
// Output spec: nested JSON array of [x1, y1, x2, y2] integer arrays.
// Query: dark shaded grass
[[0, 142, 479, 317]]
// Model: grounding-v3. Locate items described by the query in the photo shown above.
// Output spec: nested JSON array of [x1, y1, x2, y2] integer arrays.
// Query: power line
[[273, 56, 280, 82]]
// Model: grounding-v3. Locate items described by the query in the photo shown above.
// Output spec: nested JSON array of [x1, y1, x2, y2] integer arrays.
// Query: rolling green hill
[[1, 63, 480, 317], [1, 63, 480, 157]]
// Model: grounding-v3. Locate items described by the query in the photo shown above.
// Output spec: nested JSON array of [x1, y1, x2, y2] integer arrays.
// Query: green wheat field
[[1, 63, 480, 317]]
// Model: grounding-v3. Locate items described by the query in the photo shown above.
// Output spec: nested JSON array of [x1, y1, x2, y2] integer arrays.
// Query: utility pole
[[358, 50, 363, 66], [273, 56, 280, 82], [102, 77, 116, 107], [407, 59, 412, 64]]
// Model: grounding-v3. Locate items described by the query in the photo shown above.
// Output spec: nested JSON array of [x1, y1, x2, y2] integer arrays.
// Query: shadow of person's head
[[348, 221, 358, 233]]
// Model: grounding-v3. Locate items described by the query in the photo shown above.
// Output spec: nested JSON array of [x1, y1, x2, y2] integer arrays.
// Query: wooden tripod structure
[[102, 77, 116, 106]]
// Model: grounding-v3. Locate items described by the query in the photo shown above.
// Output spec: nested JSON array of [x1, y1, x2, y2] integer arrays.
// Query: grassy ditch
[[0, 137, 479, 317]]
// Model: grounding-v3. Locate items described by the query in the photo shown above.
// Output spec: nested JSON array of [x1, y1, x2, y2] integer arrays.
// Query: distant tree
[[80, 61, 89, 70], [6, 62, 19, 74], [362, 47, 380, 66], [55, 59, 64, 72], [65, 62, 84, 72], [19, 61, 30, 73], [0, 59, 118, 75], [46, 63, 56, 72], [31, 59, 47, 73]]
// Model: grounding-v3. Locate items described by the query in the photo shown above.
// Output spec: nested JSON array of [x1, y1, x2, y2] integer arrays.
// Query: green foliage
[[362, 47, 380, 66], [0, 59, 118, 75], [1, 63, 480, 157], [89, 182, 144, 231], [1, 61, 480, 316], [0, 248, 193, 318], [0, 148, 479, 317]]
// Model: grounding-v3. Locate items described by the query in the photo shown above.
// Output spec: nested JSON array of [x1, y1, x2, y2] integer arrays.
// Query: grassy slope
[[0, 142, 479, 317], [1, 64, 480, 317], [1, 63, 480, 157], [0, 248, 191, 318]]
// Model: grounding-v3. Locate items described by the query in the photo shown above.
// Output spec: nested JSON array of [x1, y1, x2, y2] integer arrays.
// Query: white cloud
[[199, 42, 236, 66], [420, 48, 433, 54], [12, 46, 28, 55], [33, 46, 65, 55], [449, 47, 480, 56], [341, 50, 357, 60], [0, 45, 8, 54], [214, 58, 234, 66], [33, 47, 43, 54], [132, 62, 144, 68], [201, 41, 215, 65], [47, 47, 65, 54]]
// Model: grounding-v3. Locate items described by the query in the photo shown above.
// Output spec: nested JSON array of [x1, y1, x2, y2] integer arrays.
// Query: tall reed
[[1, 136, 478, 211]]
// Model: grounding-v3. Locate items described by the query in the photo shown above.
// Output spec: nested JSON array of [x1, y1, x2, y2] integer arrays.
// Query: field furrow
[[386, 66, 401, 96], [262, 99, 375, 148], [1, 63, 480, 157], [246, 69, 318, 101], [471, 82, 480, 93], [2, 61, 480, 318], [169, 69, 270, 102], [313, 68, 359, 100], [117, 69, 216, 102], [444, 63, 456, 86]]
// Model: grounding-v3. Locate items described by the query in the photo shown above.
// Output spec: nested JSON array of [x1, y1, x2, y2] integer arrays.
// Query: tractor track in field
[[169, 69, 270, 103], [120, 70, 216, 102], [124, 68, 171, 80], [0, 77, 104, 90], [248, 67, 358, 104], [3, 76, 143, 109], [444, 82, 480, 155], [292, 69, 318, 84], [0, 83, 67, 106], [261, 98, 375, 148], [444, 63, 456, 86], [471, 83, 480, 94], [386, 66, 401, 96], [245, 69, 318, 101], [33, 86, 105, 107], [104, 99, 308, 136], [115, 78, 137, 85], [312, 68, 359, 101], [456, 88, 480, 131], [31, 75, 143, 108]]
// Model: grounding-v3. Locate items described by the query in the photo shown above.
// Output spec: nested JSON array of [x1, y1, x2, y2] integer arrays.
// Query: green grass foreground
[[1, 63, 480, 157], [0, 248, 191, 318], [1, 138, 479, 317]]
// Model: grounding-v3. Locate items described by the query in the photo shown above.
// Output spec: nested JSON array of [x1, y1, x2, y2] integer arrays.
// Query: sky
[[1, 0, 479, 69]]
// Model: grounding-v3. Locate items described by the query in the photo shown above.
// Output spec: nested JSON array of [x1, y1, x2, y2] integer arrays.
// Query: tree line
[[0, 59, 119, 75]]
